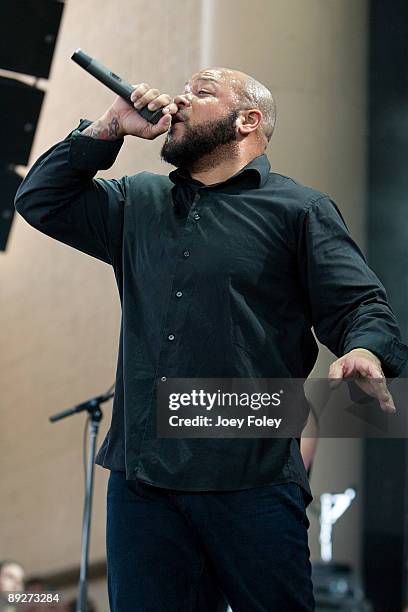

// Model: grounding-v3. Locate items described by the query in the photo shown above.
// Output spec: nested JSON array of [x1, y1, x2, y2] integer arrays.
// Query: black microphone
[[71, 49, 164, 125]]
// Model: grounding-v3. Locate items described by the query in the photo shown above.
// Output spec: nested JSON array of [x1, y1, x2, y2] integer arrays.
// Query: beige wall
[[1, 0, 368, 607]]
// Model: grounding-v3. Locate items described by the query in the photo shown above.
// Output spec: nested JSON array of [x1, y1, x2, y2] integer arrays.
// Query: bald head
[[231, 70, 277, 143]]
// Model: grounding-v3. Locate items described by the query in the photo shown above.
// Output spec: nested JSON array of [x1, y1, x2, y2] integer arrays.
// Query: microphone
[[71, 49, 164, 125]]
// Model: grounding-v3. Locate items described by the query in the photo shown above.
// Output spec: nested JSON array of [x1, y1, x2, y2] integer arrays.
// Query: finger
[[161, 102, 179, 116], [133, 88, 161, 110], [146, 113, 172, 139], [146, 94, 172, 112], [378, 383, 396, 413], [354, 359, 396, 413], [328, 360, 345, 389], [130, 83, 149, 103], [341, 359, 355, 378], [358, 378, 396, 413], [365, 368, 396, 413], [353, 358, 382, 385]]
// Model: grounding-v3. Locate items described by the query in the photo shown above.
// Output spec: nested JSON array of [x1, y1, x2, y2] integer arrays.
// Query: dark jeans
[[106, 471, 314, 612]]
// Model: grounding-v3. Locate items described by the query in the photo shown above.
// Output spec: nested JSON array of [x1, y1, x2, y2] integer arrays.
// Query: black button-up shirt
[[15, 119, 408, 502]]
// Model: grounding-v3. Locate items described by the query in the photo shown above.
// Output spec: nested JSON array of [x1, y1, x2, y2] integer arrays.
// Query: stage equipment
[[0, 0, 64, 78], [49, 386, 114, 612], [312, 563, 373, 612], [312, 487, 372, 610], [0, 77, 44, 165], [320, 488, 356, 562], [363, 439, 408, 611], [0, 168, 23, 251]]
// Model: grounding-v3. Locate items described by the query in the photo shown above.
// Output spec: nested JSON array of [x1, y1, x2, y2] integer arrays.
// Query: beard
[[160, 109, 239, 169]]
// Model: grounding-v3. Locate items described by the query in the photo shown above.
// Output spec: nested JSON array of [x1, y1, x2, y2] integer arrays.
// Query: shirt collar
[[168, 154, 271, 190]]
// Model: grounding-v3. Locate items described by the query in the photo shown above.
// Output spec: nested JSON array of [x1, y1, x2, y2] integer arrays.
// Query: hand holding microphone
[[94, 84, 179, 141], [71, 49, 180, 141]]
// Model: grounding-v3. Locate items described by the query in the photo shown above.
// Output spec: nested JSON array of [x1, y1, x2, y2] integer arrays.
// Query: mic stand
[[319, 488, 356, 563], [49, 389, 114, 612]]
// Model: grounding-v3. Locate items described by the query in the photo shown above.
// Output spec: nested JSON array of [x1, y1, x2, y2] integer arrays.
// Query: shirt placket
[[135, 190, 205, 473]]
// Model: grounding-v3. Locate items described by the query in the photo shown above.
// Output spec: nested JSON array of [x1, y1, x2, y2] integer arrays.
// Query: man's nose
[[173, 93, 193, 107]]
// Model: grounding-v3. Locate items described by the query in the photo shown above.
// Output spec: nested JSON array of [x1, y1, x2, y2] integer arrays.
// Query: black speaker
[[313, 562, 373, 611], [0, 77, 44, 165], [0, 168, 23, 251], [362, 439, 408, 612], [365, 0, 408, 605], [0, 0, 64, 79]]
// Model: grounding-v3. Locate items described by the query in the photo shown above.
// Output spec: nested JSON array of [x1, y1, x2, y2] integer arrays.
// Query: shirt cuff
[[343, 334, 408, 377], [67, 118, 124, 174]]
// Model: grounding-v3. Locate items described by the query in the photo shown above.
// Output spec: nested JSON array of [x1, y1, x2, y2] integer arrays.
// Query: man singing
[[15, 67, 408, 611]]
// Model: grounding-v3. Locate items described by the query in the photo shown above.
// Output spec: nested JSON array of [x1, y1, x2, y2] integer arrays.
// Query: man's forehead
[[183, 73, 220, 94], [185, 68, 243, 95], [191, 68, 227, 83]]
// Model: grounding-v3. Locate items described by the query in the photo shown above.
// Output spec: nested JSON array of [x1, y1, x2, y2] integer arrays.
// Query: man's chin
[[161, 146, 183, 168], [161, 138, 189, 167]]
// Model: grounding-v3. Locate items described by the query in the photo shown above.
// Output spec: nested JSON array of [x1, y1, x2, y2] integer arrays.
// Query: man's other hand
[[328, 348, 396, 413]]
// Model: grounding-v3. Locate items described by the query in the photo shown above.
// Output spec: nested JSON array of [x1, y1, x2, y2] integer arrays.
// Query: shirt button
[[183, 249, 190, 258], [175, 291, 183, 298], [168, 334, 175, 341], [161, 376, 167, 382], [193, 213, 200, 221]]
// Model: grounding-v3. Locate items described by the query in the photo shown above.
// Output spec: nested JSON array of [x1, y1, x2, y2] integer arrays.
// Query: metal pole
[[76, 408, 102, 612]]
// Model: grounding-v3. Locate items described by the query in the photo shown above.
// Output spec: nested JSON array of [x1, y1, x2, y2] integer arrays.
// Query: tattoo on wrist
[[108, 116, 120, 138], [82, 115, 122, 141]]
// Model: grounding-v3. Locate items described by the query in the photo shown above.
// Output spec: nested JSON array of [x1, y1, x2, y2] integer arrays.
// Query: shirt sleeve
[[297, 195, 408, 377], [14, 118, 125, 268]]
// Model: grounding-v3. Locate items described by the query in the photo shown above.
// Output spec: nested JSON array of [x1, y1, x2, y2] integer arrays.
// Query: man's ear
[[236, 109, 262, 135]]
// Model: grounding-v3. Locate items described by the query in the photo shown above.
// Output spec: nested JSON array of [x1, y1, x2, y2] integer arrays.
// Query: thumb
[[148, 112, 172, 139]]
